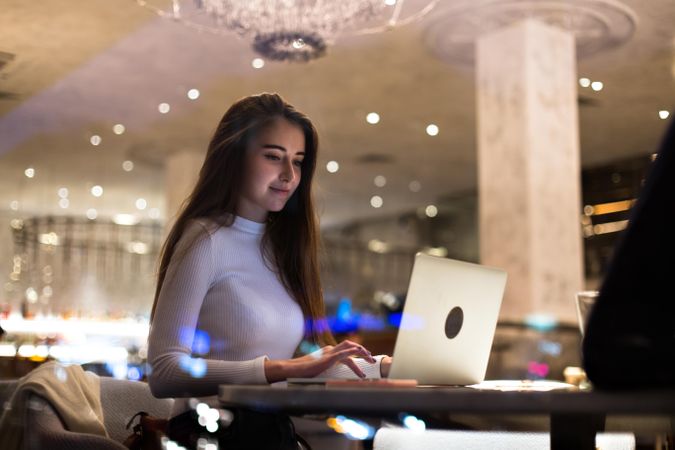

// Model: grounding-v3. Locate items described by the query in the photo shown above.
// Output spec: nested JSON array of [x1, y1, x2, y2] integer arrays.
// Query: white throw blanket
[[0, 361, 107, 450]]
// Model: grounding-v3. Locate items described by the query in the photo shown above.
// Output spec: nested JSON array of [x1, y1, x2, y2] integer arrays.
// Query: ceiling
[[1, 0, 674, 228]]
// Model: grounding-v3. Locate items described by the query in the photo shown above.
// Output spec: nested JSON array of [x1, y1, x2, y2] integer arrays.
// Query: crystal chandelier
[[138, 0, 437, 62]]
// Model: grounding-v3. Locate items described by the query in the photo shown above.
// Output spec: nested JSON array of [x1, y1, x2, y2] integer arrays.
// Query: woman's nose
[[280, 159, 295, 182]]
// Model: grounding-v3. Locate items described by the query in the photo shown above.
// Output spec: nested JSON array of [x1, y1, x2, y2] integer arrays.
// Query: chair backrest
[[21, 375, 174, 449], [99, 377, 174, 443], [25, 394, 132, 450], [0, 379, 18, 406]]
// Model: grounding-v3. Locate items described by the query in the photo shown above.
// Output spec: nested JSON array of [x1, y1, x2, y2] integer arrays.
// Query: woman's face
[[238, 117, 306, 223]]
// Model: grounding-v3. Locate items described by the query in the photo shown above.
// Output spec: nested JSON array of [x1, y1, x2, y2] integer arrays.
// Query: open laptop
[[387, 253, 507, 385], [288, 254, 507, 387]]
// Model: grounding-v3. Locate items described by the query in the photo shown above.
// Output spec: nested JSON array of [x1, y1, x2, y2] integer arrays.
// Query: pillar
[[476, 19, 584, 324]]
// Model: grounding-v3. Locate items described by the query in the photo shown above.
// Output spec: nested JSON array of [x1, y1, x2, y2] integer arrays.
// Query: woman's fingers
[[286, 343, 379, 378], [328, 341, 375, 363], [324, 347, 364, 365], [341, 356, 367, 378], [361, 346, 376, 363], [285, 340, 377, 378], [317, 347, 368, 378], [290, 348, 358, 376]]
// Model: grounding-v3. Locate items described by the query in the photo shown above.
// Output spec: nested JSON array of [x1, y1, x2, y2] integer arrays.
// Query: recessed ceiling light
[[58, 188, 68, 198], [658, 110, 670, 120], [366, 112, 380, 124], [425, 205, 438, 218], [25, 287, 39, 302], [158, 103, 171, 114], [38, 233, 59, 246], [326, 161, 339, 173], [374, 175, 387, 187], [611, 172, 621, 184], [90, 135, 102, 146], [423, 246, 448, 257], [113, 124, 126, 135], [187, 88, 200, 100], [426, 124, 439, 136], [370, 195, 383, 208], [135, 198, 147, 210], [91, 185, 103, 197], [10, 201, 19, 211], [86, 208, 98, 220], [578, 77, 591, 88], [122, 160, 134, 172], [58, 198, 69, 209], [252, 58, 265, 69], [368, 239, 389, 253], [113, 214, 139, 226], [127, 241, 149, 255], [24, 168, 35, 178], [409, 180, 421, 192], [590, 81, 603, 92]]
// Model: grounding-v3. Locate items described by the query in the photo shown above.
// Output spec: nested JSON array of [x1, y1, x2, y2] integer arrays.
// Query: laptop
[[288, 254, 507, 387], [387, 253, 507, 385]]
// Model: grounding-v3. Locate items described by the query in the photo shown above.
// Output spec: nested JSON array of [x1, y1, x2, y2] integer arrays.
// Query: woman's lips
[[270, 186, 290, 195]]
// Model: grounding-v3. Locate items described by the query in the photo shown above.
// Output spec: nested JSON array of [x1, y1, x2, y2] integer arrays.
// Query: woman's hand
[[380, 356, 393, 378], [264, 340, 376, 383]]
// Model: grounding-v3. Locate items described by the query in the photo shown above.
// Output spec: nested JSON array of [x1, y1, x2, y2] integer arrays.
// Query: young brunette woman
[[147, 93, 392, 448]]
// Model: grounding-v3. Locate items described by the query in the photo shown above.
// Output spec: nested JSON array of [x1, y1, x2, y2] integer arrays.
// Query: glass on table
[[571, 290, 599, 390], [575, 290, 599, 337]]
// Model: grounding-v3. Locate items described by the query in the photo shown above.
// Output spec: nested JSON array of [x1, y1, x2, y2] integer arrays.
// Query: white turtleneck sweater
[[147, 216, 382, 415]]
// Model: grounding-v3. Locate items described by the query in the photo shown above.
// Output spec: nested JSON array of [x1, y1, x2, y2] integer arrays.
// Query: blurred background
[[0, 0, 673, 398]]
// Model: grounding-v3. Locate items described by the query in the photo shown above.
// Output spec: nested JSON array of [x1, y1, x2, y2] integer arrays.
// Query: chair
[[23, 376, 174, 450], [0, 379, 18, 406]]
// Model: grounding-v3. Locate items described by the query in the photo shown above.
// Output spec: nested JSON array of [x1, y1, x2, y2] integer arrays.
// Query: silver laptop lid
[[388, 253, 507, 385]]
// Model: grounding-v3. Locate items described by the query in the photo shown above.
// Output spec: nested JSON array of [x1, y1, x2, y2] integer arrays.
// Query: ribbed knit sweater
[[147, 216, 382, 415]]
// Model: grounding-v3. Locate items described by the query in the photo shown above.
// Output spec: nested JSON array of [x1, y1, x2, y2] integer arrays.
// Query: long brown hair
[[151, 93, 333, 345]]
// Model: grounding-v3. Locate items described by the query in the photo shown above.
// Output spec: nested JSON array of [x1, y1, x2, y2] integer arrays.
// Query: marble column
[[165, 150, 203, 227], [476, 19, 584, 324]]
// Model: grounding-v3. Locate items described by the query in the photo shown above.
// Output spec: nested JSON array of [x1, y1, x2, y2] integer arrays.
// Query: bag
[[123, 411, 169, 450], [167, 408, 312, 450]]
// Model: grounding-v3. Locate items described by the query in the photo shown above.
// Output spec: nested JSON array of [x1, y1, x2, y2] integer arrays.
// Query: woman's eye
[[293, 160, 303, 167], [264, 154, 281, 161]]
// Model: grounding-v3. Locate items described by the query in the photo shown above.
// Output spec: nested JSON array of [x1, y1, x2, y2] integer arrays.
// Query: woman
[[147, 93, 391, 448]]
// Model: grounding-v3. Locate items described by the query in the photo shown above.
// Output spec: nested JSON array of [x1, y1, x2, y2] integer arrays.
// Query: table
[[219, 384, 675, 449]]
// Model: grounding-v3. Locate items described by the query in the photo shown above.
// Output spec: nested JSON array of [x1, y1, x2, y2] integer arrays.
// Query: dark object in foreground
[[583, 116, 675, 389]]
